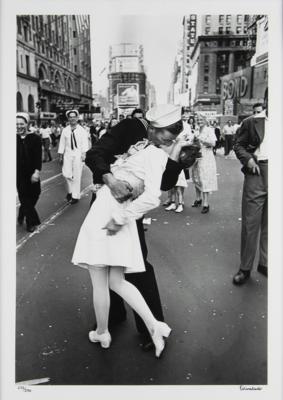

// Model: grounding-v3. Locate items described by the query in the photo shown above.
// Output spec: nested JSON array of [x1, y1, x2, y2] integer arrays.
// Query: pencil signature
[[17, 385, 32, 393]]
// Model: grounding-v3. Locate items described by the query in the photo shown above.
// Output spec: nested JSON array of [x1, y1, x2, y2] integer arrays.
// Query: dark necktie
[[71, 128, 77, 150]]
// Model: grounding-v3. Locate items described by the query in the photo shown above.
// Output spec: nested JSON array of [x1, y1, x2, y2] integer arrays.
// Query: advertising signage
[[221, 67, 252, 101], [117, 83, 139, 106]]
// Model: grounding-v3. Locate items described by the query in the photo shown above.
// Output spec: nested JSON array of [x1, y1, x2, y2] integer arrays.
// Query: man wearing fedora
[[233, 89, 268, 285], [16, 112, 42, 232], [85, 104, 184, 350], [58, 110, 90, 204]]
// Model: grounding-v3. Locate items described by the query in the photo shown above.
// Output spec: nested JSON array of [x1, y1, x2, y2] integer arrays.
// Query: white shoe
[[175, 204, 184, 213], [151, 321, 172, 358], [165, 203, 177, 211], [89, 330, 111, 349]]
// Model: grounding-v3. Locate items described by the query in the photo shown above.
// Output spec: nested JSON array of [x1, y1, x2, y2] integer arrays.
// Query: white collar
[[254, 110, 266, 119]]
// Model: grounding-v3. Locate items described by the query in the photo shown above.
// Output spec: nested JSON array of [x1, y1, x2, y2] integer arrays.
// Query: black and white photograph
[[0, 0, 282, 399]]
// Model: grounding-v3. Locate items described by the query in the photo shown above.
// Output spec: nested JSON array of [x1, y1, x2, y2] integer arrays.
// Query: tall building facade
[[146, 81, 157, 109], [220, 15, 268, 120], [168, 51, 183, 105], [17, 15, 93, 122], [180, 14, 257, 113], [108, 43, 147, 116]]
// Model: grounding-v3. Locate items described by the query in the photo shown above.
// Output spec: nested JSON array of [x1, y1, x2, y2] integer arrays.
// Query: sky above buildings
[[90, 14, 183, 104]]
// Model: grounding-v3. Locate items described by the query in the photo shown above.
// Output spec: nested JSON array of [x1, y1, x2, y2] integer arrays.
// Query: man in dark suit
[[232, 89, 268, 285], [17, 112, 42, 233], [85, 111, 183, 349]]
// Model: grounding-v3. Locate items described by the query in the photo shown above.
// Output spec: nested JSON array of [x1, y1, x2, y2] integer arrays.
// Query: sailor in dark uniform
[[16, 112, 42, 232], [85, 105, 184, 350]]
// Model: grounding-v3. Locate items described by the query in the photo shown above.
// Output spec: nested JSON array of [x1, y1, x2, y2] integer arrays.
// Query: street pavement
[[16, 148, 267, 386]]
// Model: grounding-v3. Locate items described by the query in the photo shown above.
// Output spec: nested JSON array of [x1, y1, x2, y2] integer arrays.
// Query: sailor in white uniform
[[58, 110, 90, 204]]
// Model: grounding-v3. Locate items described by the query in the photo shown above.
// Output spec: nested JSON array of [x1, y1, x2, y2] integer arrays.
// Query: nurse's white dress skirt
[[72, 185, 145, 273]]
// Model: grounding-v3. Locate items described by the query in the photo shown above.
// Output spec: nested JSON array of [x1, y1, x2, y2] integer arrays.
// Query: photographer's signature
[[240, 385, 263, 391]]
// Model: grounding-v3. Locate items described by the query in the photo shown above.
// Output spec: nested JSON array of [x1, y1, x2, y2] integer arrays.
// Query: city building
[[180, 14, 257, 115], [146, 81, 157, 109], [108, 43, 147, 117], [17, 15, 93, 123], [220, 15, 268, 120]]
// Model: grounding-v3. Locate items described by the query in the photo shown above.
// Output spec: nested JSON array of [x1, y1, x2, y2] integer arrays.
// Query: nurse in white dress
[[72, 104, 187, 357], [191, 113, 218, 214]]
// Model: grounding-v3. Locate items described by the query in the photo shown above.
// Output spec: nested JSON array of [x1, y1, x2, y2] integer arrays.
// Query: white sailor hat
[[66, 109, 79, 118], [16, 112, 30, 124], [146, 104, 181, 128]]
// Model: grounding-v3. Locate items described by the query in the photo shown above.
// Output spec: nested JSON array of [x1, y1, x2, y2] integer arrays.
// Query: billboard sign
[[114, 57, 139, 72], [117, 83, 139, 106], [40, 112, 57, 119], [221, 67, 252, 101]]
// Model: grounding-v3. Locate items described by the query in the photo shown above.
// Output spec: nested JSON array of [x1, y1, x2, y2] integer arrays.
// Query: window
[[205, 27, 210, 34], [226, 15, 231, 24], [25, 55, 30, 75], [23, 26, 28, 42], [236, 26, 241, 34], [204, 65, 209, 74], [73, 48, 76, 55], [226, 27, 231, 34], [74, 65, 77, 72], [28, 94, 34, 112], [20, 55, 23, 68], [219, 15, 224, 24], [204, 54, 209, 64], [73, 30, 77, 38], [205, 15, 211, 24], [237, 15, 243, 24], [42, 43, 45, 54], [216, 78, 221, 94], [17, 92, 23, 111], [17, 17, 22, 34], [219, 27, 223, 34], [243, 26, 247, 34]]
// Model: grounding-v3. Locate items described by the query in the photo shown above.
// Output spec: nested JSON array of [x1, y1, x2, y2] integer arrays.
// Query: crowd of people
[[16, 94, 268, 358]]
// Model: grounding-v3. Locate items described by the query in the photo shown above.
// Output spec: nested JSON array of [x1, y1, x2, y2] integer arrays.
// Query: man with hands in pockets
[[232, 89, 268, 285]]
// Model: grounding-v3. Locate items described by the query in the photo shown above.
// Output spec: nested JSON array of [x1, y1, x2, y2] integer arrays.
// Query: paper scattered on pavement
[[16, 377, 50, 385]]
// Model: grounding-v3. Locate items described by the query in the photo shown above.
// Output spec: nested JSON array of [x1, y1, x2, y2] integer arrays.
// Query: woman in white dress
[[191, 113, 218, 214], [72, 105, 187, 357]]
